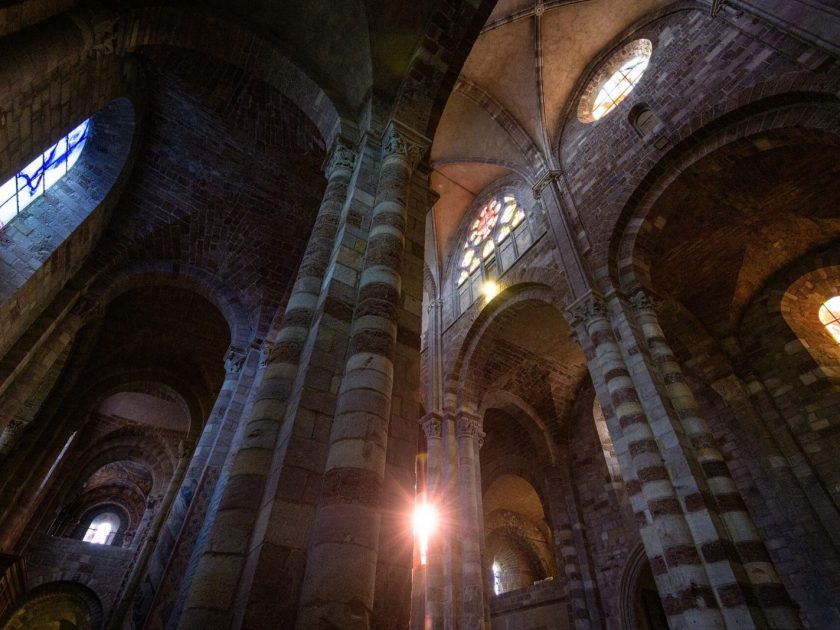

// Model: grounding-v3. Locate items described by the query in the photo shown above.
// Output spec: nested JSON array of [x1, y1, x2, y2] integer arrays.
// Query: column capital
[[382, 120, 428, 168], [455, 412, 484, 441], [629, 290, 662, 315], [563, 290, 608, 328], [420, 412, 443, 440], [532, 169, 564, 200], [224, 346, 246, 374], [324, 140, 358, 179]]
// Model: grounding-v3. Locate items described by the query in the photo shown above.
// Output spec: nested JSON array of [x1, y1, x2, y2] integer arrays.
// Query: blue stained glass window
[[0, 119, 90, 230]]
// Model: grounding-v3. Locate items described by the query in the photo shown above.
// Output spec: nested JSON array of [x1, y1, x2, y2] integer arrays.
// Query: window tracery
[[0, 119, 90, 229], [455, 192, 538, 313]]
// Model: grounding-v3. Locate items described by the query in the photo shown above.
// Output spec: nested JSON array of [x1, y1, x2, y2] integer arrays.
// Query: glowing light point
[[481, 281, 500, 301]]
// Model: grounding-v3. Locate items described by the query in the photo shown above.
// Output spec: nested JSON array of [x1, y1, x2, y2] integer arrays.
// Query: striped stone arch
[[605, 74, 840, 296]]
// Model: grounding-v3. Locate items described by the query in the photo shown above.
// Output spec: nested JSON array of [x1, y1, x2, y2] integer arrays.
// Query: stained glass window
[[818, 296, 840, 344], [456, 192, 542, 313], [0, 119, 90, 230]]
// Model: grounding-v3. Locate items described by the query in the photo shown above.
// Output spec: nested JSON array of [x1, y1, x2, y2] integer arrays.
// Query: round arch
[[1, 581, 103, 630]]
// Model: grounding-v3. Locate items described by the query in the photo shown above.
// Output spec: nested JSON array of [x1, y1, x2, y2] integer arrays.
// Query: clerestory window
[[455, 192, 541, 314], [818, 296, 840, 344], [82, 511, 121, 546], [578, 40, 652, 123], [0, 119, 90, 230]]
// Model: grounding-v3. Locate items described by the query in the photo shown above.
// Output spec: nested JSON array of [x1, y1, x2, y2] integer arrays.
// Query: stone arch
[[617, 542, 661, 630], [81, 261, 250, 352], [2, 580, 103, 630], [606, 81, 840, 296], [67, 427, 176, 497], [447, 281, 566, 406], [122, 6, 345, 145], [479, 389, 558, 468]]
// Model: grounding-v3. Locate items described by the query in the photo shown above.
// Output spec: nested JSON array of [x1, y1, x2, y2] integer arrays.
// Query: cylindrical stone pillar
[[124, 346, 244, 627], [567, 292, 726, 628], [455, 411, 487, 630], [295, 121, 424, 629], [421, 412, 445, 629], [631, 292, 801, 629], [177, 141, 357, 628]]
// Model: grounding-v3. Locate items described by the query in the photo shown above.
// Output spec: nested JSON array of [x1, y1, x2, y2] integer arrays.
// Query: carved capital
[[426, 298, 443, 313], [382, 122, 427, 168], [421, 413, 443, 440], [629, 291, 661, 315], [259, 342, 275, 368], [224, 346, 246, 375], [455, 413, 484, 441], [563, 291, 607, 328], [324, 141, 357, 178], [532, 169, 564, 200]]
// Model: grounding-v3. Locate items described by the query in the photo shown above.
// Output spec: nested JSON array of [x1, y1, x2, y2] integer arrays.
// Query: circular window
[[818, 296, 840, 343], [578, 39, 653, 123]]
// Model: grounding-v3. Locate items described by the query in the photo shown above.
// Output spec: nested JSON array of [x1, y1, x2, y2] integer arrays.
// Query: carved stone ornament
[[426, 298, 443, 313], [224, 347, 246, 374], [629, 291, 661, 315], [382, 123, 426, 167], [325, 142, 357, 178], [563, 291, 608, 327], [259, 342, 276, 368], [421, 414, 443, 440], [532, 169, 564, 200], [455, 414, 484, 441]]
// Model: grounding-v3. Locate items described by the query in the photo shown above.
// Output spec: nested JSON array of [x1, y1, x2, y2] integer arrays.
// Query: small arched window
[[818, 296, 840, 343], [82, 511, 121, 546], [455, 192, 541, 313], [0, 119, 90, 230]]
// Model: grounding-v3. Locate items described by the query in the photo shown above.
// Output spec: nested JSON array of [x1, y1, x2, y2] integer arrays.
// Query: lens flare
[[414, 501, 438, 566]]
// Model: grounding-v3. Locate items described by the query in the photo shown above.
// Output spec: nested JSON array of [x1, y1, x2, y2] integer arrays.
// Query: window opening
[[0, 119, 90, 230], [493, 562, 502, 595], [578, 40, 652, 123], [818, 296, 840, 343], [83, 511, 120, 546]]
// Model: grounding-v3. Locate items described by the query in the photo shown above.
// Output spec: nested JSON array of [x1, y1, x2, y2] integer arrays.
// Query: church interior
[[0, 0, 839, 628]]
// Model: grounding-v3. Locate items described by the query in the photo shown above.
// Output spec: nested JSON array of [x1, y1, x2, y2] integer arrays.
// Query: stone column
[[123, 346, 245, 627], [295, 121, 424, 629], [454, 411, 486, 630], [177, 141, 357, 628], [422, 412, 445, 630], [630, 292, 801, 629], [565, 292, 728, 629]]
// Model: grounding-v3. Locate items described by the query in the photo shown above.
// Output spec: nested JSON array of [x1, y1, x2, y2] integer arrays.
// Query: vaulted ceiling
[[430, 0, 673, 264]]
